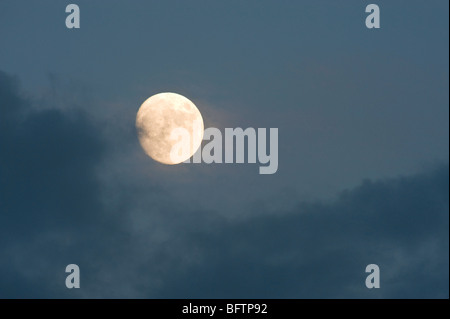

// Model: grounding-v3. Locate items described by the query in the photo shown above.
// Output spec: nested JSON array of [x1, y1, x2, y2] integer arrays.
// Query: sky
[[0, 0, 448, 298]]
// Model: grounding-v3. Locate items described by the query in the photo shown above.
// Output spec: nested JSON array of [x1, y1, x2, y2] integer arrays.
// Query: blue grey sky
[[0, 1, 448, 298]]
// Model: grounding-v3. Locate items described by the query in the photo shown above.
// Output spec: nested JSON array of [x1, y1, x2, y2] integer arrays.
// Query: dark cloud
[[0, 70, 110, 297], [156, 164, 449, 298], [0, 70, 448, 298]]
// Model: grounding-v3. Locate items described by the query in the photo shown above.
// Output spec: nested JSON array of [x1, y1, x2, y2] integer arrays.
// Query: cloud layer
[[0, 70, 448, 298]]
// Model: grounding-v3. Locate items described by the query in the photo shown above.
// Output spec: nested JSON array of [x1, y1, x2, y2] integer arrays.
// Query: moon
[[136, 92, 204, 165]]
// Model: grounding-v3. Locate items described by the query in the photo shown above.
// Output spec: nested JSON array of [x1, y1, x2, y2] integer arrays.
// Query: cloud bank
[[0, 70, 448, 298]]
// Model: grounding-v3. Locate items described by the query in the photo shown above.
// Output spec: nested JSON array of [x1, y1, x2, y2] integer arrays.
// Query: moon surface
[[136, 92, 204, 165]]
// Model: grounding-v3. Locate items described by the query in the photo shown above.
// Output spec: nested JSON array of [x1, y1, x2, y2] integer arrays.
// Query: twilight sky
[[0, 0, 448, 298]]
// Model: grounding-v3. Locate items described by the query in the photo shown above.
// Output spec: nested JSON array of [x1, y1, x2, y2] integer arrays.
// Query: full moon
[[136, 92, 204, 165]]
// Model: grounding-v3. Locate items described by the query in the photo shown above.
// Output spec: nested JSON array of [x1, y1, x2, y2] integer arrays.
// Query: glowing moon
[[136, 92, 204, 165]]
